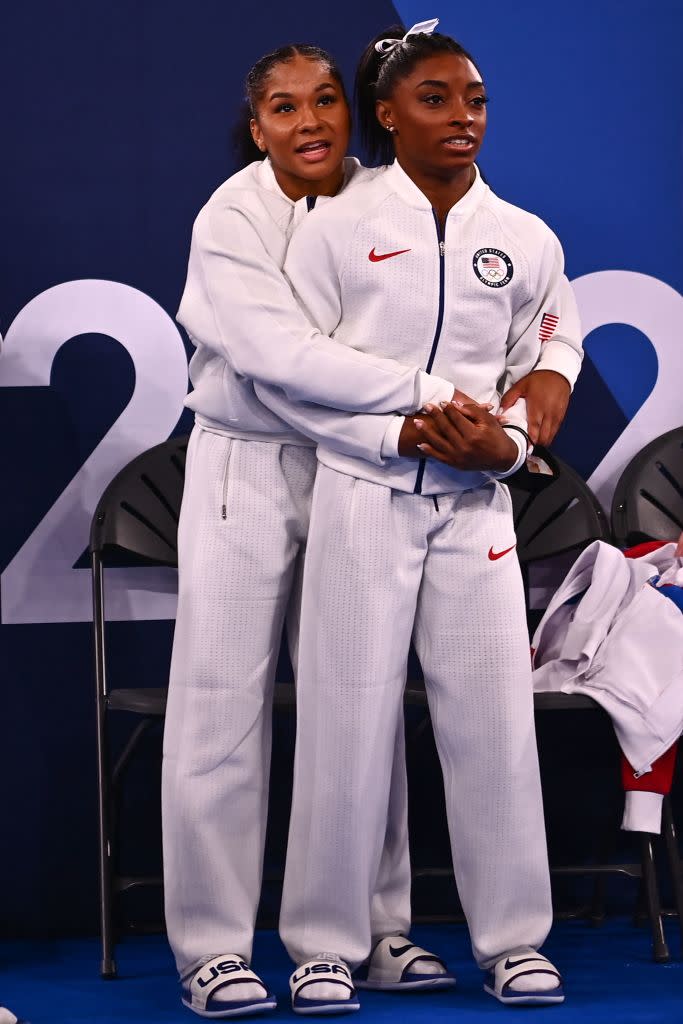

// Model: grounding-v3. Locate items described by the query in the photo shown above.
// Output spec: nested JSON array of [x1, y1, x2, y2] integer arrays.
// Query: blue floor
[[1, 920, 681, 1024]]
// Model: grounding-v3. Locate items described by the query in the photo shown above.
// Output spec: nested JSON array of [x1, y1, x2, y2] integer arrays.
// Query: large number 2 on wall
[[3, 273, 682, 623], [571, 270, 683, 514], [0, 280, 189, 624]]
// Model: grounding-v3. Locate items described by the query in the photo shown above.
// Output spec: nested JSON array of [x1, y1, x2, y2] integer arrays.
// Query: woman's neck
[[397, 160, 476, 228], [271, 161, 346, 203]]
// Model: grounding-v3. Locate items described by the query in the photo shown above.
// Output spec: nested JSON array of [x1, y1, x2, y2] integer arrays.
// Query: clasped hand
[[397, 369, 572, 472], [398, 398, 518, 473]]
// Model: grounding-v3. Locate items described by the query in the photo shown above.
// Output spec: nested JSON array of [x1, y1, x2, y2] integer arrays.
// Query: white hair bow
[[374, 18, 440, 58]]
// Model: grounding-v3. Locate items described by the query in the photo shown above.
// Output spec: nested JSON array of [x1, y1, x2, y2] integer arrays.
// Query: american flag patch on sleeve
[[539, 312, 559, 342]]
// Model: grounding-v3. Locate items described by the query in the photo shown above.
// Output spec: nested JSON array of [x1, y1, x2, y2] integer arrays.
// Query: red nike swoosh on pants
[[488, 544, 516, 561], [368, 247, 411, 262]]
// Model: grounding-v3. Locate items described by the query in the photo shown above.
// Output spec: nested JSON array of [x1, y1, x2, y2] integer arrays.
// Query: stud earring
[[386, 124, 396, 134]]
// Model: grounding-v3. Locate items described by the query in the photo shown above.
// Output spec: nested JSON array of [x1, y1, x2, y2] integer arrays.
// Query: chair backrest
[[508, 446, 611, 564], [611, 427, 683, 547], [88, 434, 607, 569], [89, 435, 189, 566]]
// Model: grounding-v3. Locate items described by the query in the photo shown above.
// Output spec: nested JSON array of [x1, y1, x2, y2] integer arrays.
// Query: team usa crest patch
[[473, 248, 513, 288]]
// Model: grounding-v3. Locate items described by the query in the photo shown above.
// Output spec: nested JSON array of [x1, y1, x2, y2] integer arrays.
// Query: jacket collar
[[255, 157, 289, 203], [256, 155, 362, 207], [384, 159, 488, 219]]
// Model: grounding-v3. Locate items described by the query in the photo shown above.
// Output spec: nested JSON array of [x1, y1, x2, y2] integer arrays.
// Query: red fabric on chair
[[621, 744, 678, 795], [619, 540, 680, 831]]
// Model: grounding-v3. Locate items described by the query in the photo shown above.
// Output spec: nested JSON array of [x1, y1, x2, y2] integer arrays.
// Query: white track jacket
[[277, 160, 583, 494], [532, 541, 683, 776], [179, 158, 581, 468], [180, 158, 453, 465]]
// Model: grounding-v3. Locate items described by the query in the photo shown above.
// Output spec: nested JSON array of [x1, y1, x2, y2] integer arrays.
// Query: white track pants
[[162, 427, 411, 974], [280, 465, 553, 971]]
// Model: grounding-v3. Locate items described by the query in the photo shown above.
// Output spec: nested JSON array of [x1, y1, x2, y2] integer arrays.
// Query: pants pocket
[[218, 438, 234, 520]]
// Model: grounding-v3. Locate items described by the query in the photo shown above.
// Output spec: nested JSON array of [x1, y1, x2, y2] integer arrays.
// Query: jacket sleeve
[[506, 232, 583, 390], [533, 276, 584, 387], [489, 231, 582, 480], [177, 201, 454, 415], [487, 396, 530, 480], [254, 381, 399, 466]]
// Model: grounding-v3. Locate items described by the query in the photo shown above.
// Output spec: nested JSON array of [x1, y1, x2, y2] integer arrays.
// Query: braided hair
[[233, 44, 348, 167]]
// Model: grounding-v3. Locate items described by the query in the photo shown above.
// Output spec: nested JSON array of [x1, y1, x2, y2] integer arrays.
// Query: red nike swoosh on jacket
[[368, 247, 411, 262], [488, 544, 517, 561]]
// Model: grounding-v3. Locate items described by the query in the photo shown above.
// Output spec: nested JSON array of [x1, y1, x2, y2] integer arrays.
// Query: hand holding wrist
[[491, 432, 520, 472], [397, 417, 424, 458]]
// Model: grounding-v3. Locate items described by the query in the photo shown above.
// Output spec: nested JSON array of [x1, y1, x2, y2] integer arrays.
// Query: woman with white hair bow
[[279, 17, 581, 1013]]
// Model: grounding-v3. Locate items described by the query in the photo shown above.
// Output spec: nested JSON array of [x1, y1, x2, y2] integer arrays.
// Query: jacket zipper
[[414, 212, 447, 494]]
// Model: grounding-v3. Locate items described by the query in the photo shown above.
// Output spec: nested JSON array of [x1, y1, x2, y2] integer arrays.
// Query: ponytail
[[354, 26, 404, 166], [231, 100, 265, 167], [354, 25, 482, 166]]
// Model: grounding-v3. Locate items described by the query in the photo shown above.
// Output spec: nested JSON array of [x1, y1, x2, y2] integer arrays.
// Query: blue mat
[[1, 920, 681, 1023]]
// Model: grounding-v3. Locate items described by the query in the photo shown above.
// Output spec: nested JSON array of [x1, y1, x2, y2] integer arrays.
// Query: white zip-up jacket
[[276, 160, 583, 494], [179, 158, 459, 465], [532, 541, 683, 776], [179, 158, 580, 468]]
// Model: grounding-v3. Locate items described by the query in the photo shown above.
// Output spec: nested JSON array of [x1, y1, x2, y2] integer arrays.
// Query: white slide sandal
[[353, 937, 456, 991], [181, 955, 277, 1018], [290, 957, 360, 1015], [484, 952, 564, 1005]]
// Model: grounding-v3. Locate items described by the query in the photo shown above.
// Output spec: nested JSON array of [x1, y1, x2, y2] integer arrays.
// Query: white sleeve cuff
[[381, 416, 405, 459], [487, 427, 528, 481], [535, 342, 583, 391], [621, 791, 663, 834], [414, 373, 453, 412]]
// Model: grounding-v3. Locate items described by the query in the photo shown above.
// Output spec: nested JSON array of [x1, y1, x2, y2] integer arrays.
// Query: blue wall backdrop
[[0, 1, 682, 936]]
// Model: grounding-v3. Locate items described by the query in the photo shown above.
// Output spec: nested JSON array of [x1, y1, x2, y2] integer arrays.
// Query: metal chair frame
[[92, 435, 189, 978]]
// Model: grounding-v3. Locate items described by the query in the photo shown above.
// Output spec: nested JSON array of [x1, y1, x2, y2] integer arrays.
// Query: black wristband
[[502, 424, 530, 451]]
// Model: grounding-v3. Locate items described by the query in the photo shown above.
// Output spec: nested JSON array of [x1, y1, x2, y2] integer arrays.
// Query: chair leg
[[588, 813, 620, 928], [661, 797, 683, 955], [96, 712, 117, 978], [638, 833, 670, 963], [92, 552, 117, 979], [112, 719, 155, 786], [99, 783, 117, 978]]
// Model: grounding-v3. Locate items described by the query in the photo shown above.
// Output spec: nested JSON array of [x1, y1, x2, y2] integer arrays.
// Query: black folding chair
[[514, 449, 674, 960], [611, 426, 683, 956], [91, 434, 189, 978], [408, 448, 675, 961], [612, 426, 683, 547], [91, 433, 298, 978]]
